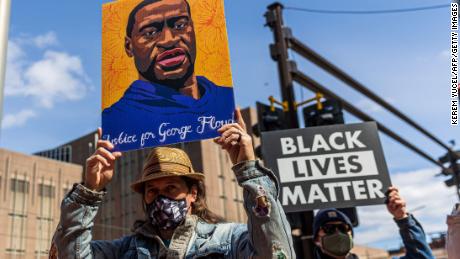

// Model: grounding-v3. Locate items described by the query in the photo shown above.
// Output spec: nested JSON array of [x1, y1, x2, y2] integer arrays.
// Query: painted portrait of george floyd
[[102, 0, 235, 151]]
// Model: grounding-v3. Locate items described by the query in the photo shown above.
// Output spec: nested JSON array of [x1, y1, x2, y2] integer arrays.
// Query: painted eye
[[144, 30, 158, 38], [174, 22, 186, 30]]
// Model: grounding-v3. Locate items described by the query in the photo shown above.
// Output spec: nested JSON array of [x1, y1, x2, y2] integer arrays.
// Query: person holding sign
[[52, 109, 295, 259], [312, 187, 434, 259]]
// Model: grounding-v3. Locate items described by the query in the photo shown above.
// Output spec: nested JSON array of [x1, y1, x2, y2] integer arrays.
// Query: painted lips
[[157, 48, 186, 69]]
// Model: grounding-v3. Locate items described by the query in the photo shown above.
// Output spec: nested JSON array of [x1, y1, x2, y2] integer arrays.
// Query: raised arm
[[386, 186, 434, 259], [214, 108, 295, 259], [52, 128, 124, 258]]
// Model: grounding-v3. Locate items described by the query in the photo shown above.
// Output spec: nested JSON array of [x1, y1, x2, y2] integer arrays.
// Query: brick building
[[0, 149, 82, 258]]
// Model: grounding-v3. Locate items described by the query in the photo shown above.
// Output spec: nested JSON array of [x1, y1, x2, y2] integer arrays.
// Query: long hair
[[182, 176, 225, 224]]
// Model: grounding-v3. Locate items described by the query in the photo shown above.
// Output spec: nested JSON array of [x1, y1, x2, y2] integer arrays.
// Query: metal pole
[[266, 2, 299, 128], [266, 3, 313, 258], [0, 0, 11, 137]]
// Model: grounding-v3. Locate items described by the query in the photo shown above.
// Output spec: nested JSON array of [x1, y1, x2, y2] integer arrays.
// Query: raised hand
[[214, 108, 255, 165], [84, 128, 122, 191], [386, 186, 409, 220]]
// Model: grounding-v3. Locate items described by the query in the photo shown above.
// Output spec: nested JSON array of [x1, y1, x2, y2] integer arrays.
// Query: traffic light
[[303, 98, 359, 227], [252, 101, 287, 158], [303, 99, 344, 127], [438, 151, 460, 188], [438, 150, 460, 164], [253, 101, 287, 134], [445, 177, 457, 187]]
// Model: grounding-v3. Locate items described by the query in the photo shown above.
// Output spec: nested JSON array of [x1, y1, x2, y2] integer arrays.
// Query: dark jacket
[[314, 214, 434, 259]]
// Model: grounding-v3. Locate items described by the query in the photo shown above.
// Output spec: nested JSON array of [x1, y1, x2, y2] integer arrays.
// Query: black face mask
[[145, 194, 188, 230]]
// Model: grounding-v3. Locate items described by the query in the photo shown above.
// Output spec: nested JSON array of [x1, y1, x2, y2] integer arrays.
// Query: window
[[36, 183, 55, 255], [38, 184, 55, 197], [65, 145, 71, 162], [7, 178, 29, 254], [34, 145, 72, 162], [10, 179, 29, 193]]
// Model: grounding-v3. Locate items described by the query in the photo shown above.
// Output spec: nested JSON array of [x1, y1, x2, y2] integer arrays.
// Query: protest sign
[[102, 0, 235, 151], [261, 122, 391, 212]]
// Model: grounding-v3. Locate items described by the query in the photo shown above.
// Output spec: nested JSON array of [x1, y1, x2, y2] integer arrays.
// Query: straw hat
[[131, 147, 205, 194]]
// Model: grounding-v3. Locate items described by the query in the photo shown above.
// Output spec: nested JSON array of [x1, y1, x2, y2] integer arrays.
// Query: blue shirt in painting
[[102, 76, 235, 151]]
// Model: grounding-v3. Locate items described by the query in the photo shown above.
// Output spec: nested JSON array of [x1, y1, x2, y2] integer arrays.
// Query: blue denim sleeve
[[396, 214, 434, 259], [230, 160, 295, 259], [52, 183, 130, 259]]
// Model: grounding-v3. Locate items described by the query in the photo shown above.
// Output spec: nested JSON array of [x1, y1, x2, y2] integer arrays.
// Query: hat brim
[[130, 171, 205, 194]]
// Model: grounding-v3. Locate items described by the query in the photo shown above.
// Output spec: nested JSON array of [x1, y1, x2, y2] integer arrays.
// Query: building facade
[[35, 107, 260, 240], [0, 148, 82, 259]]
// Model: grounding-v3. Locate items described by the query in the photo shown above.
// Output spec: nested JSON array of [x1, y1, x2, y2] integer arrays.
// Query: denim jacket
[[53, 160, 295, 259]]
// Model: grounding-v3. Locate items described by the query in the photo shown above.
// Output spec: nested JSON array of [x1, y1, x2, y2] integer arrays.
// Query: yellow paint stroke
[[101, 0, 233, 110]]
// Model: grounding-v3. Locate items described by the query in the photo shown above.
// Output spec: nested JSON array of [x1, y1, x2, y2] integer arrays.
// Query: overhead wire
[[284, 4, 449, 15]]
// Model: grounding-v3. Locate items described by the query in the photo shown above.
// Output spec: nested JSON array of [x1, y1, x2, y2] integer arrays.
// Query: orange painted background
[[102, 0, 233, 110]]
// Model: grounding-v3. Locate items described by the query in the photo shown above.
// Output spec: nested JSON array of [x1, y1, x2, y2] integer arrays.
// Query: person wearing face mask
[[52, 109, 295, 259], [313, 187, 434, 259]]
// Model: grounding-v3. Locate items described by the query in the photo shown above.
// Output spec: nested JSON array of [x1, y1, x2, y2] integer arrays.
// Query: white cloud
[[23, 51, 89, 108], [5, 32, 91, 109], [354, 167, 457, 248], [439, 49, 449, 58], [32, 31, 58, 48], [2, 109, 37, 129]]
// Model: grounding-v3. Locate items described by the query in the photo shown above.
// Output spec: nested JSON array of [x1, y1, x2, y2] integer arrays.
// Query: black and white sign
[[261, 122, 391, 212]]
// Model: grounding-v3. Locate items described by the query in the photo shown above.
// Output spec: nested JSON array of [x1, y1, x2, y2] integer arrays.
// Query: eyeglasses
[[321, 223, 351, 235]]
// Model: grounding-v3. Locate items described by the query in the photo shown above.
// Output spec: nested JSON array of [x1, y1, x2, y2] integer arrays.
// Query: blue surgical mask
[[146, 195, 188, 230]]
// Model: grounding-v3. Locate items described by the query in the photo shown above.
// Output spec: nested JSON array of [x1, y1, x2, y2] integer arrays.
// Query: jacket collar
[[133, 215, 199, 259], [195, 219, 217, 239]]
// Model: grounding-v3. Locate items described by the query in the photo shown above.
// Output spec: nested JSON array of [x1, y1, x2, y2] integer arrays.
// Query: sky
[[2, 0, 459, 251]]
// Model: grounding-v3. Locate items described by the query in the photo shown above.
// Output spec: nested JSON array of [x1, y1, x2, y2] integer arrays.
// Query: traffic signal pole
[[266, 3, 314, 258], [264, 1, 450, 170], [266, 2, 298, 128]]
